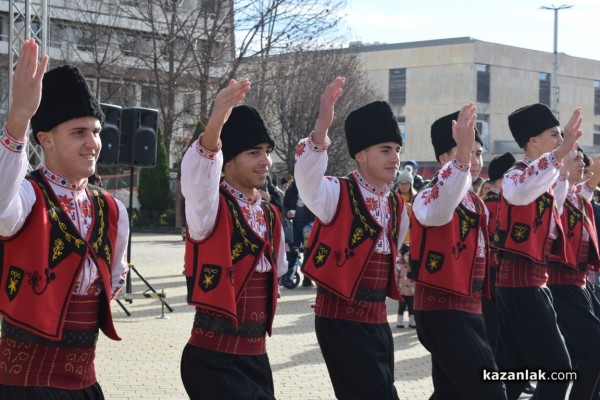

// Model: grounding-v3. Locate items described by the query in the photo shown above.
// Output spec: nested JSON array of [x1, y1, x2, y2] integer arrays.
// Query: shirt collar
[[353, 170, 389, 197], [221, 180, 260, 205], [42, 165, 84, 191]]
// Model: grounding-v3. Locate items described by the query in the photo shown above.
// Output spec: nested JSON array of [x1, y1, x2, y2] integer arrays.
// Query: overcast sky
[[342, 0, 600, 61]]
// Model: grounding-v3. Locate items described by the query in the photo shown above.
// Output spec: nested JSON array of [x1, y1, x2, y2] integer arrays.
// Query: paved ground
[[95, 233, 533, 399]]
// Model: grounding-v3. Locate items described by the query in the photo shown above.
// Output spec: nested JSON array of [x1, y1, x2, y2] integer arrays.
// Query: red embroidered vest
[[493, 163, 565, 264], [482, 191, 500, 240], [556, 195, 600, 271], [184, 188, 282, 334], [408, 189, 488, 298], [0, 170, 120, 341], [302, 176, 404, 301]]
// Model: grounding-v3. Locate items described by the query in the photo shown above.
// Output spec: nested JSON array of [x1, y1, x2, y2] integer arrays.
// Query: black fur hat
[[31, 65, 104, 144], [344, 101, 402, 159], [430, 111, 483, 162], [508, 103, 559, 148], [221, 105, 275, 164], [488, 152, 516, 182]]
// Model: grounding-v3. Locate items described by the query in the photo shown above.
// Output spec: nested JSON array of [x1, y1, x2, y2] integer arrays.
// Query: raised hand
[[7, 39, 49, 141], [555, 108, 583, 160], [314, 77, 345, 144], [452, 103, 477, 164], [202, 79, 251, 151]]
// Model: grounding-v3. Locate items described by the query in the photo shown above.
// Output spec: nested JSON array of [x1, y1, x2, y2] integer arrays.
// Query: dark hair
[[400, 243, 410, 256]]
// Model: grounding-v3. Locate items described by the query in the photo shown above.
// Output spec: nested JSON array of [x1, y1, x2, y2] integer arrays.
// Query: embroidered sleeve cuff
[[580, 182, 594, 196], [452, 156, 470, 173], [307, 132, 330, 152], [550, 150, 562, 169], [0, 125, 27, 153], [195, 134, 221, 160]]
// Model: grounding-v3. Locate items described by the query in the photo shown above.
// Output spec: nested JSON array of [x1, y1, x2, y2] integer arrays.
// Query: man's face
[[39, 116, 102, 183], [355, 141, 401, 189], [224, 143, 273, 193], [531, 126, 563, 154]]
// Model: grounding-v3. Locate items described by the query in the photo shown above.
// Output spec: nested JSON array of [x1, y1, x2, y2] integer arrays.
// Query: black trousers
[[415, 310, 506, 400], [550, 283, 600, 400], [483, 266, 499, 355], [315, 316, 399, 400], [180, 344, 275, 400], [397, 296, 414, 315], [0, 383, 104, 400], [495, 286, 572, 400]]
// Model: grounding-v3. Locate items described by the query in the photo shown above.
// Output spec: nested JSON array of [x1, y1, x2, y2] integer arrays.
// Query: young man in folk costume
[[480, 152, 516, 355], [547, 148, 600, 400], [294, 77, 408, 400], [408, 104, 506, 399], [0, 40, 129, 399], [180, 79, 287, 400], [494, 103, 582, 400]]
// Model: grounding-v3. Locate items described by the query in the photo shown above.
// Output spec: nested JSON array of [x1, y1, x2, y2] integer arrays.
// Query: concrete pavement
[[95, 233, 531, 399]]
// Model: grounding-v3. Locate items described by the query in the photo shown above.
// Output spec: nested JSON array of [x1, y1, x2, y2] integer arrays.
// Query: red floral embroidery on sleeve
[[295, 142, 306, 158], [440, 166, 452, 180], [538, 157, 549, 171], [423, 185, 440, 205]]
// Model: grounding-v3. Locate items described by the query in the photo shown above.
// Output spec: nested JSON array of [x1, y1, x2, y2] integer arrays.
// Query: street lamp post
[[540, 4, 573, 117]]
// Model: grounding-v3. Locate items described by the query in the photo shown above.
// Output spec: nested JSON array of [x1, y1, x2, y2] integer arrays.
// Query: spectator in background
[[404, 159, 425, 190], [283, 179, 315, 287], [396, 243, 415, 328], [278, 177, 289, 195], [479, 179, 492, 196], [259, 175, 284, 213], [471, 176, 484, 195]]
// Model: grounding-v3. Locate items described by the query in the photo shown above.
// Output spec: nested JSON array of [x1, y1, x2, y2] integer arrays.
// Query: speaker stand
[[115, 166, 174, 316]]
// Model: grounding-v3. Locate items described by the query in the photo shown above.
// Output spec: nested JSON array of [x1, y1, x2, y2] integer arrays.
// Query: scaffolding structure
[[8, 0, 48, 169]]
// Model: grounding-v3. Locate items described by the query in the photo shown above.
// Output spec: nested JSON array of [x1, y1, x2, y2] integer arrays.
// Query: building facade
[[352, 37, 600, 175]]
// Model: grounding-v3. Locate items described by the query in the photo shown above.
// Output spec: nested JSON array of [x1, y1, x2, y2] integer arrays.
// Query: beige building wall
[[353, 37, 600, 168]]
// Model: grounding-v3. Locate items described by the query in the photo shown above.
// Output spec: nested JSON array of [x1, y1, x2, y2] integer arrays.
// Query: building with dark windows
[[350, 37, 600, 176]]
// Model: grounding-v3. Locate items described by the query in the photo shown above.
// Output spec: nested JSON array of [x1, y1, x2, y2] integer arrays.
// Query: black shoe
[[302, 278, 313, 287], [522, 382, 536, 395]]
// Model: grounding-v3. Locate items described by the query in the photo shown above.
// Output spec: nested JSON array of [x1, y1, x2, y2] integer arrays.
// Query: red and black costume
[[547, 186, 600, 400], [494, 156, 572, 400], [295, 118, 408, 400], [180, 108, 286, 400], [410, 158, 505, 400]]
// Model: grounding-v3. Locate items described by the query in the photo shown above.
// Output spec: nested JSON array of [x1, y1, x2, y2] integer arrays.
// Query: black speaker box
[[98, 104, 122, 165], [119, 107, 159, 167]]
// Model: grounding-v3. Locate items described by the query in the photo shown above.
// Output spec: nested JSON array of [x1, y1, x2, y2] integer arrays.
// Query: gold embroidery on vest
[[52, 238, 65, 261], [91, 190, 106, 257], [347, 183, 377, 241], [227, 199, 259, 262], [6, 266, 24, 300], [41, 185, 84, 250]]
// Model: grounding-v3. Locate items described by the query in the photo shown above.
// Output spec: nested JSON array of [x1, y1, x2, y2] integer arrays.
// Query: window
[[389, 68, 406, 107], [476, 64, 490, 103], [76, 28, 94, 52], [595, 81, 600, 115], [539, 72, 551, 107], [119, 32, 137, 56], [397, 117, 406, 153], [476, 114, 490, 153], [142, 85, 160, 109], [594, 125, 600, 146], [183, 93, 195, 114], [0, 15, 7, 42], [198, 0, 217, 15], [100, 81, 136, 106]]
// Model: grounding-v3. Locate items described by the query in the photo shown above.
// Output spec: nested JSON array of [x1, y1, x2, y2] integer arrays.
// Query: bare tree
[[243, 46, 382, 176], [50, 0, 130, 101]]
